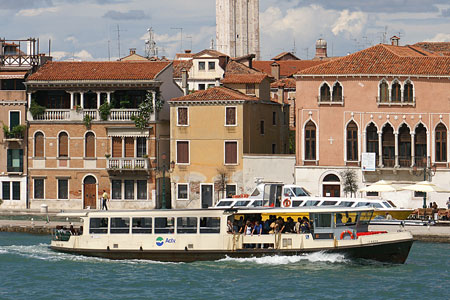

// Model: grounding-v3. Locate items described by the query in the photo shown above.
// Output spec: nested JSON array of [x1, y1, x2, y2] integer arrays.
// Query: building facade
[[294, 42, 450, 208], [216, 0, 260, 59], [169, 86, 289, 209], [25, 61, 182, 210]]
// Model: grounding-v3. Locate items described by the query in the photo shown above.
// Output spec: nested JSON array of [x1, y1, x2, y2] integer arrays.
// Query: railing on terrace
[[33, 109, 70, 121], [109, 109, 139, 121], [83, 109, 98, 120], [107, 157, 150, 171], [398, 156, 412, 168]]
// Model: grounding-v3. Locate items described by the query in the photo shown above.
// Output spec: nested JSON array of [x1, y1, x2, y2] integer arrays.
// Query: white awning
[[107, 127, 152, 137]]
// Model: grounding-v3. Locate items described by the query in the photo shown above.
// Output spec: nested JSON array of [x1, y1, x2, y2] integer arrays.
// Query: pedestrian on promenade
[[102, 190, 109, 210], [446, 197, 450, 209]]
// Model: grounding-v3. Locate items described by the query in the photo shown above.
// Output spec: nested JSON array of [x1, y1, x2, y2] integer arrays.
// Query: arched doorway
[[322, 174, 340, 197], [83, 175, 97, 209]]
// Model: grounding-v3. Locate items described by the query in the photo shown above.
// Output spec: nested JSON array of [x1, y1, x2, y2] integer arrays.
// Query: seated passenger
[[336, 213, 343, 224]]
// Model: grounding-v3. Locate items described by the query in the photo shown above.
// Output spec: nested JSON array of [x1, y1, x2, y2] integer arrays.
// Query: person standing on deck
[[102, 190, 109, 210]]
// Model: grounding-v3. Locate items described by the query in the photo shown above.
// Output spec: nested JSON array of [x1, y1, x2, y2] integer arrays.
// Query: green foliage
[[99, 102, 111, 121], [83, 114, 92, 129], [11, 125, 26, 138], [2, 124, 9, 136], [120, 95, 131, 108], [340, 169, 359, 197], [29, 100, 46, 118], [131, 91, 164, 130], [289, 130, 296, 154]]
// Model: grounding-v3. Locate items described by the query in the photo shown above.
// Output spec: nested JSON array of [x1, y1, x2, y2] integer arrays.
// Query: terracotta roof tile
[[298, 44, 450, 76], [221, 73, 268, 84], [253, 60, 326, 77], [193, 49, 228, 58], [271, 52, 300, 61], [171, 86, 259, 102], [172, 60, 193, 78], [271, 78, 296, 89], [413, 42, 450, 54], [27, 61, 171, 81], [225, 60, 262, 74]]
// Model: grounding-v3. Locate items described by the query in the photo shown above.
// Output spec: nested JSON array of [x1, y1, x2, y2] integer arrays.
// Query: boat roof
[[57, 206, 374, 218]]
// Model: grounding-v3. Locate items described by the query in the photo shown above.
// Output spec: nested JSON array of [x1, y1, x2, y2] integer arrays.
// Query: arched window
[[320, 83, 331, 102], [398, 124, 411, 167], [379, 80, 388, 102], [382, 124, 395, 167], [58, 132, 68, 157], [391, 81, 401, 102], [332, 82, 343, 102], [34, 132, 44, 157], [415, 124, 427, 167], [435, 123, 447, 162], [85, 132, 95, 158], [323, 174, 340, 182], [366, 123, 379, 158], [305, 121, 316, 160], [346, 121, 358, 161], [404, 81, 413, 103]]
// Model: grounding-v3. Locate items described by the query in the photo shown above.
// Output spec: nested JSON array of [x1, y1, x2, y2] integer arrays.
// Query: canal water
[[0, 232, 449, 300]]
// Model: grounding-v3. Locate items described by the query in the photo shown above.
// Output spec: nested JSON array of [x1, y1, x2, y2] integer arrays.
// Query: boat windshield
[[339, 201, 355, 207], [387, 200, 397, 208], [292, 200, 304, 207], [305, 200, 320, 206], [292, 187, 310, 197], [356, 202, 383, 208], [382, 201, 392, 208], [234, 200, 250, 207], [216, 201, 233, 207], [248, 200, 264, 207], [251, 188, 261, 197]]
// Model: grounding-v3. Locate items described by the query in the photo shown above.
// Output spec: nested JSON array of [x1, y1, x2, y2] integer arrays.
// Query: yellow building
[[169, 86, 289, 208]]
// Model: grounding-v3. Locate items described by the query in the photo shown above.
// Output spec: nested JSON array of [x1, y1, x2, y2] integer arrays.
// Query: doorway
[[323, 185, 340, 197], [201, 184, 213, 208], [83, 175, 97, 209]]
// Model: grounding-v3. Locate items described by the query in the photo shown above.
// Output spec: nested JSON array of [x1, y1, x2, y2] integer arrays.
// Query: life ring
[[283, 198, 291, 207], [340, 230, 354, 240]]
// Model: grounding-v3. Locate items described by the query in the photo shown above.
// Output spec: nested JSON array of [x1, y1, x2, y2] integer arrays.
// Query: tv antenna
[[145, 27, 158, 58], [171, 27, 183, 53], [115, 24, 127, 58]]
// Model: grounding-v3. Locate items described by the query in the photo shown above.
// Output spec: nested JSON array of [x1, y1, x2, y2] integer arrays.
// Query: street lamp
[[412, 157, 437, 208], [157, 153, 175, 209]]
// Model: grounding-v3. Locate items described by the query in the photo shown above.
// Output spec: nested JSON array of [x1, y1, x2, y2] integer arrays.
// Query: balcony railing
[[398, 156, 412, 168], [33, 109, 71, 120], [107, 157, 150, 171], [30, 108, 148, 122]]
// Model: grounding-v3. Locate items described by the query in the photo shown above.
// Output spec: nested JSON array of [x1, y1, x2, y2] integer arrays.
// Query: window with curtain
[[404, 81, 414, 103], [391, 81, 401, 102], [136, 137, 147, 157], [225, 107, 236, 125]]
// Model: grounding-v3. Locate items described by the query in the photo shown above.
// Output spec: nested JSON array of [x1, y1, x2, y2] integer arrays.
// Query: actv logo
[[156, 237, 164, 246]]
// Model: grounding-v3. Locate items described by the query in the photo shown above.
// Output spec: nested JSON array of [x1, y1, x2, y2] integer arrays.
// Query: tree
[[131, 91, 164, 130], [214, 168, 228, 200], [340, 168, 359, 197]]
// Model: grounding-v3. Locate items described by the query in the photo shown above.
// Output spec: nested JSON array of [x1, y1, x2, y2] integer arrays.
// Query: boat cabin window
[[313, 213, 332, 228], [357, 211, 373, 225], [335, 212, 356, 226], [292, 200, 304, 207], [132, 217, 152, 234], [200, 217, 220, 233], [234, 200, 250, 207], [89, 218, 108, 234], [250, 188, 260, 197], [177, 217, 198, 234], [387, 200, 396, 208], [263, 184, 283, 207], [356, 202, 383, 208], [339, 201, 354, 207], [249, 200, 263, 207], [322, 200, 337, 206], [283, 188, 295, 197], [305, 200, 320, 206], [292, 187, 310, 197], [110, 217, 130, 234], [382, 201, 392, 208], [154, 217, 175, 234], [216, 200, 233, 207]]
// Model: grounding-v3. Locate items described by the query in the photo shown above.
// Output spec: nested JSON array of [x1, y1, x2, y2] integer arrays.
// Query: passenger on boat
[[227, 220, 234, 234], [385, 212, 393, 220], [252, 220, 262, 236], [295, 217, 302, 234], [285, 217, 295, 233], [336, 213, 343, 225], [276, 217, 285, 233], [301, 217, 311, 233], [237, 217, 245, 233], [244, 220, 253, 236]]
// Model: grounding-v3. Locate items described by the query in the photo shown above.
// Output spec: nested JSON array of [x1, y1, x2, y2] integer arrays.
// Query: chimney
[[315, 38, 327, 59], [184, 50, 191, 54], [278, 85, 285, 104], [271, 62, 280, 80], [390, 36, 400, 46], [129, 48, 136, 55], [215, 77, 221, 87], [181, 68, 189, 96]]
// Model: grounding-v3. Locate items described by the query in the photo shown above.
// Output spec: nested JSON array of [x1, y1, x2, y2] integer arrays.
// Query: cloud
[[16, 7, 59, 16], [51, 50, 94, 61], [0, 0, 53, 10], [64, 36, 78, 43], [103, 9, 149, 20], [441, 8, 450, 17], [428, 33, 450, 42], [332, 10, 367, 37]]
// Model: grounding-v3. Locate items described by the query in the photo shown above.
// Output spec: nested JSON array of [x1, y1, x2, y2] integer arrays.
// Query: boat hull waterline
[[51, 239, 413, 264]]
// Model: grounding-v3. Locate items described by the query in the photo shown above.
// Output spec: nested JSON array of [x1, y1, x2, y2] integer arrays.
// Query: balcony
[[107, 157, 151, 172], [29, 108, 148, 122]]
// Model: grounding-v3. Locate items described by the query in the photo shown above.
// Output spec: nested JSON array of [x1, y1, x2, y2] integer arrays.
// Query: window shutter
[[226, 107, 236, 125], [177, 141, 189, 164], [112, 137, 122, 157], [35, 132, 44, 157], [225, 142, 237, 164], [9, 111, 20, 129], [85, 132, 95, 157], [178, 108, 188, 125], [125, 137, 134, 157], [59, 133, 68, 157]]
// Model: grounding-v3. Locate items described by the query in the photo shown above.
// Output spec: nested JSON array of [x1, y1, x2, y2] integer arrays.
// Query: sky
[[1, 0, 449, 61]]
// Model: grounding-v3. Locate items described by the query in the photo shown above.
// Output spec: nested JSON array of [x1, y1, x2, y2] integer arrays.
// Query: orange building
[[294, 41, 450, 208], [25, 61, 182, 210]]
